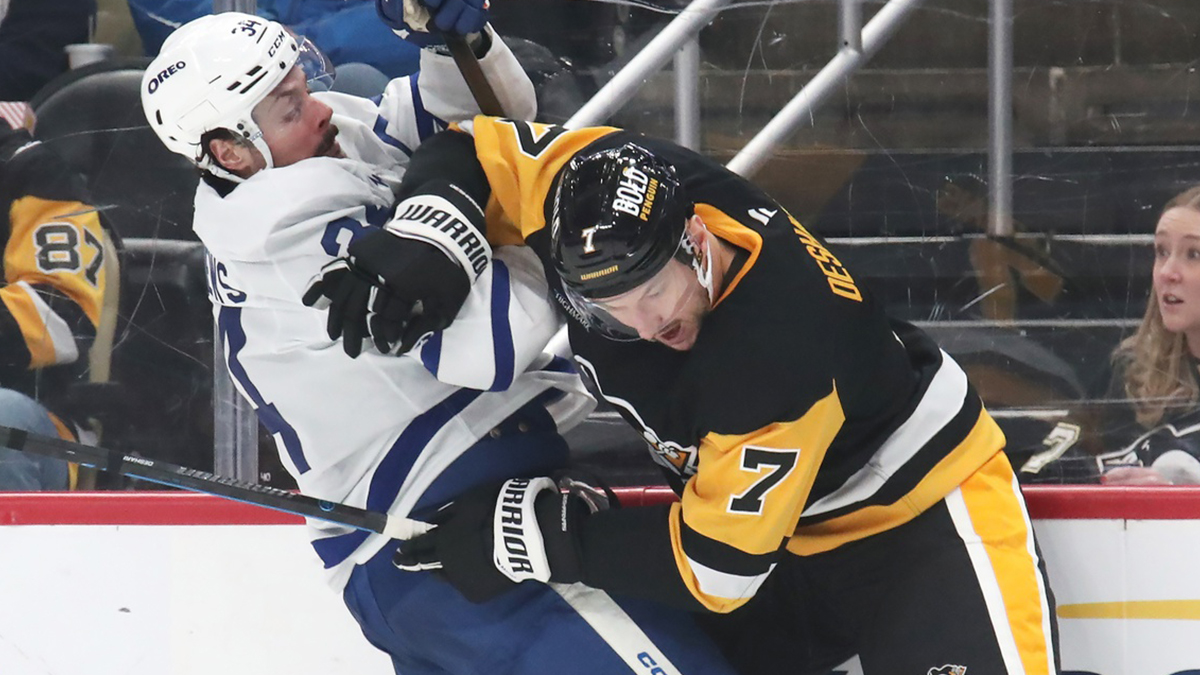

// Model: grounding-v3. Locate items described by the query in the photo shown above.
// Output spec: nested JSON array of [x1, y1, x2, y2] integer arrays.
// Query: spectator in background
[[0, 0, 97, 101], [0, 118, 114, 490], [1101, 185, 1200, 485], [128, 0, 418, 95]]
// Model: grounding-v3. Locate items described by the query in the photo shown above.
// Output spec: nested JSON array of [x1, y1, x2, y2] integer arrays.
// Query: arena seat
[[29, 58, 199, 242], [28, 61, 215, 477]]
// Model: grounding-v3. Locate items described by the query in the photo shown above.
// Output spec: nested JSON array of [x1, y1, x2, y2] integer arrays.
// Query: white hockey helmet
[[141, 12, 301, 180]]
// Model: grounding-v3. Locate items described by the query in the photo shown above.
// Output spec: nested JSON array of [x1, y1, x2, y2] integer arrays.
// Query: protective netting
[[22, 0, 1200, 487]]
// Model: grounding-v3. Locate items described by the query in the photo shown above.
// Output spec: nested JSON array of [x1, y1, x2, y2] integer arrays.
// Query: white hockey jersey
[[192, 39, 593, 589]]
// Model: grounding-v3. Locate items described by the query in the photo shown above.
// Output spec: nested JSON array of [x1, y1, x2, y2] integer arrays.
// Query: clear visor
[[296, 35, 336, 92], [564, 237, 708, 342]]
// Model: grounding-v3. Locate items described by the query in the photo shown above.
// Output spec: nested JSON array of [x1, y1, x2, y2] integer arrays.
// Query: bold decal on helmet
[[612, 166, 651, 220], [640, 178, 659, 221]]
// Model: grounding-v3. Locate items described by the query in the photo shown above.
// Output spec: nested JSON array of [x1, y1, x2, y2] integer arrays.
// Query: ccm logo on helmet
[[612, 166, 659, 222], [266, 29, 288, 57], [146, 62, 187, 94]]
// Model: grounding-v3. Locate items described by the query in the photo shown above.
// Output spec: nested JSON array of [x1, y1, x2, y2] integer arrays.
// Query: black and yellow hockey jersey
[[0, 122, 111, 423], [416, 117, 1006, 613]]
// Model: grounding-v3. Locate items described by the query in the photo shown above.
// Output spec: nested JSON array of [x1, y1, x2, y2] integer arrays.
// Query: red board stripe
[[3, 486, 1200, 525], [0, 492, 302, 526], [1020, 485, 1200, 520]]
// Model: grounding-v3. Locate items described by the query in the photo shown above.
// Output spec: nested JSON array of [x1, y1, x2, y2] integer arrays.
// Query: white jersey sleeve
[[318, 27, 537, 168], [410, 28, 537, 125], [413, 245, 562, 391]]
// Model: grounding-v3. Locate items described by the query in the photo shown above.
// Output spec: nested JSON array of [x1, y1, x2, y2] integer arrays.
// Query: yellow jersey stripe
[[469, 117, 619, 243], [956, 454, 1057, 675], [803, 350, 969, 518], [693, 204, 762, 307], [1058, 600, 1200, 620], [788, 407, 1005, 555]]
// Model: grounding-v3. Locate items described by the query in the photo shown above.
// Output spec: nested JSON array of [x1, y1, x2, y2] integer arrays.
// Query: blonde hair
[[1112, 185, 1200, 426]]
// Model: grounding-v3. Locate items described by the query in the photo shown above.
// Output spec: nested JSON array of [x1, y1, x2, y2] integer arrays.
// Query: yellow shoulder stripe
[[469, 116, 619, 244], [694, 204, 763, 306], [788, 408, 1005, 555]]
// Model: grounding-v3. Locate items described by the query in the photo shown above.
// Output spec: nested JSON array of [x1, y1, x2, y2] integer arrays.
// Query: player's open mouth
[[317, 127, 340, 157], [1163, 293, 1183, 306], [657, 320, 683, 344]]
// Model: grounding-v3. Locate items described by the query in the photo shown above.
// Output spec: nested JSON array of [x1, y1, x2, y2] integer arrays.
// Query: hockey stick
[[0, 425, 431, 539], [440, 31, 507, 117]]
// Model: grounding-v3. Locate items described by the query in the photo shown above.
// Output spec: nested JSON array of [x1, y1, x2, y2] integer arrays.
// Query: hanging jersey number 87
[[33, 222, 104, 287]]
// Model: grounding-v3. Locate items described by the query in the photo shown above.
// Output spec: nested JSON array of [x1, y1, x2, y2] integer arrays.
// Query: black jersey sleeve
[[578, 504, 708, 611], [396, 129, 492, 211]]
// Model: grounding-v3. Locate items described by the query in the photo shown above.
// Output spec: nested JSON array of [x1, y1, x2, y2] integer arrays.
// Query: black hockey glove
[[302, 184, 490, 358], [393, 476, 602, 603], [302, 233, 469, 357]]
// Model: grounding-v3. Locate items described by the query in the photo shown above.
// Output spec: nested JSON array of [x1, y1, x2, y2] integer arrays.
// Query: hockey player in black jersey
[[307, 117, 1062, 675]]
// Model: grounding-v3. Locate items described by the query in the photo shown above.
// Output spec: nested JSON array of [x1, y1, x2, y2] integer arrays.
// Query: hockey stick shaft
[[441, 32, 507, 117], [0, 425, 431, 540]]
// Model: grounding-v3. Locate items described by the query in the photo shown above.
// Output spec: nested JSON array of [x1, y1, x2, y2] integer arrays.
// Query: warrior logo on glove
[[393, 475, 597, 604], [495, 477, 555, 580]]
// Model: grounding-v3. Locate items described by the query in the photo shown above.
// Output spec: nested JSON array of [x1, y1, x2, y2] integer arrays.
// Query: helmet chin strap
[[203, 121, 275, 183], [682, 226, 716, 305], [251, 133, 276, 170], [696, 235, 715, 305]]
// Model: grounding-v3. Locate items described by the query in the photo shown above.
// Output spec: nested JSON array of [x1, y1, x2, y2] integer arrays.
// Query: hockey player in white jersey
[[140, 7, 744, 675]]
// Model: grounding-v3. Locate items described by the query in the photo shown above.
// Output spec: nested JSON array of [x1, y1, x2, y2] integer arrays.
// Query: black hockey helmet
[[550, 141, 693, 301]]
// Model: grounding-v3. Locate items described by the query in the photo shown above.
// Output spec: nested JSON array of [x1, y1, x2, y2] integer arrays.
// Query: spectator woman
[[1104, 185, 1200, 485]]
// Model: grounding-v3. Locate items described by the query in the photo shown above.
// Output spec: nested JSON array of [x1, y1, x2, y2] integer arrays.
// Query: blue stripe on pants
[[343, 541, 743, 675]]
